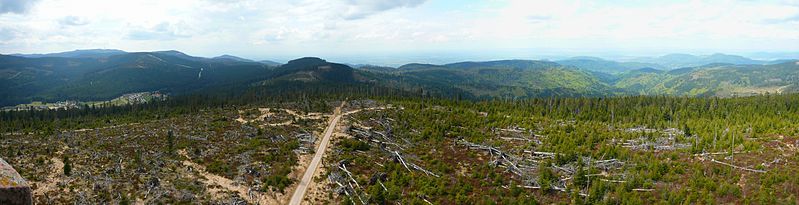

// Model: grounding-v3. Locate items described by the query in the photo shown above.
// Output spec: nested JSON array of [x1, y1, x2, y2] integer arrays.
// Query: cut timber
[[0, 158, 32, 205], [599, 179, 627, 183], [710, 159, 766, 173], [393, 150, 440, 177], [694, 151, 745, 156], [458, 139, 525, 177], [410, 163, 440, 178], [378, 180, 388, 191], [394, 151, 412, 172], [339, 164, 367, 205], [500, 137, 531, 142]]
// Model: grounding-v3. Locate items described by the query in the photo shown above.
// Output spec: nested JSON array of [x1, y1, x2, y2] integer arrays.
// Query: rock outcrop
[[0, 158, 31, 205]]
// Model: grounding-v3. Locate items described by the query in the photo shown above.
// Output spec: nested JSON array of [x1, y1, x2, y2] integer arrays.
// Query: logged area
[[2, 96, 799, 204], [0, 100, 338, 204], [321, 97, 799, 204]]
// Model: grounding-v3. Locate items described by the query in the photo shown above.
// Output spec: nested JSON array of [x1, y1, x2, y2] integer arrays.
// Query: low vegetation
[[1, 86, 799, 204], [322, 95, 799, 204]]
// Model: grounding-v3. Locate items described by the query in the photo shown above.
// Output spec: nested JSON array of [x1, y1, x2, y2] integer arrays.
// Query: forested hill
[[2, 50, 799, 106], [370, 59, 799, 98], [387, 60, 616, 98], [0, 52, 272, 106]]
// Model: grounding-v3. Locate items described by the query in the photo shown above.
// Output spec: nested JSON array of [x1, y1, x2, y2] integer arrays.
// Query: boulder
[[0, 158, 32, 205]]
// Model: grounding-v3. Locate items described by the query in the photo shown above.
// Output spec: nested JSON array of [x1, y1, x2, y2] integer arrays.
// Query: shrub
[[339, 138, 370, 152], [206, 160, 232, 176], [63, 156, 72, 176]]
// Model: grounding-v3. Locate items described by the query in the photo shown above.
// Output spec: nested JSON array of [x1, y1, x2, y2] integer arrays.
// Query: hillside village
[[1, 92, 167, 112]]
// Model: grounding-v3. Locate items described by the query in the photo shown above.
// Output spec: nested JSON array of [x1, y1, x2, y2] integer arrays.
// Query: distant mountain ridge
[[2, 49, 799, 106], [259, 60, 283, 66], [629, 53, 789, 69], [213, 54, 254, 62], [11, 49, 127, 58], [556, 57, 665, 73]]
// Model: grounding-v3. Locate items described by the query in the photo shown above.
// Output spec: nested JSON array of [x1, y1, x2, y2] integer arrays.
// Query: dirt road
[[289, 103, 343, 205]]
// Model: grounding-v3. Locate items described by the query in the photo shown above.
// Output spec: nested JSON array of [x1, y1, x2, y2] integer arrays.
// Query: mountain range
[[628, 53, 793, 69], [10, 49, 128, 59], [1, 49, 798, 106]]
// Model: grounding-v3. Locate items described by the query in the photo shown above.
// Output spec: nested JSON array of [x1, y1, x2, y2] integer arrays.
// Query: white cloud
[[0, 26, 20, 41], [0, 0, 40, 14], [58, 16, 88, 26], [458, 0, 799, 53], [0, 0, 797, 61], [128, 22, 196, 40], [341, 0, 427, 20]]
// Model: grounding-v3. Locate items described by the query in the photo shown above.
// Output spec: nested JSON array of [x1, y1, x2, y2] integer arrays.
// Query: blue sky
[[0, 0, 798, 65]]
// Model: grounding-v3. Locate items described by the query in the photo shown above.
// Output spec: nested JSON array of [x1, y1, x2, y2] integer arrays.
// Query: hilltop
[[2, 50, 799, 107]]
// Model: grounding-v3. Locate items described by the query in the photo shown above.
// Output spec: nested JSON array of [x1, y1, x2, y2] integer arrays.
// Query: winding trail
[[289, 102, 344, 205], [33, 147, 67, 197]]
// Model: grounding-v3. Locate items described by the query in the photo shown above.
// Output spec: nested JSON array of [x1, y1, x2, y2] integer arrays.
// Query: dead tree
[[393, 150, 440, 177], [338, 163, 368, 205], [410, 163, 440, 178], [458, 139, 524, 177], [393, 151, 411, 172], [710, 158, 766, 173]]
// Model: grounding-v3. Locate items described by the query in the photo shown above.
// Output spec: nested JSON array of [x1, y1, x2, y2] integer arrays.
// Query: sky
[[1, 0, 798, 65]]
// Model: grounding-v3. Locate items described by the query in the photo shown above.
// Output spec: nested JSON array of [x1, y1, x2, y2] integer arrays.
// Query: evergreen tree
[[63, 156, 72, 176], [683, 124, 692, 137], [167, 130, 175, 154]]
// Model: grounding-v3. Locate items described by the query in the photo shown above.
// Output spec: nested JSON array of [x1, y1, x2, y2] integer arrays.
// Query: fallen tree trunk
[[393, 151, 412, 172], [410, 163, 440, 178], [710, 158, 766, 173]]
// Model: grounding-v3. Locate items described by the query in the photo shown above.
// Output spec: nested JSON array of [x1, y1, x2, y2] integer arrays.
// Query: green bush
[[63, 156, 72, 176], [263, 174, 293, 192], [339, 138, 370, 152], [206, 160, 232, 176]]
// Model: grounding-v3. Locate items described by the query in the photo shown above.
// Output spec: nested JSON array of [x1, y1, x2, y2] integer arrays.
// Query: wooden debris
[[338, 164, 368, 205], [709, 158, 766, 173], [410, 163, 440, 178], [393, 151, 411, 172]]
